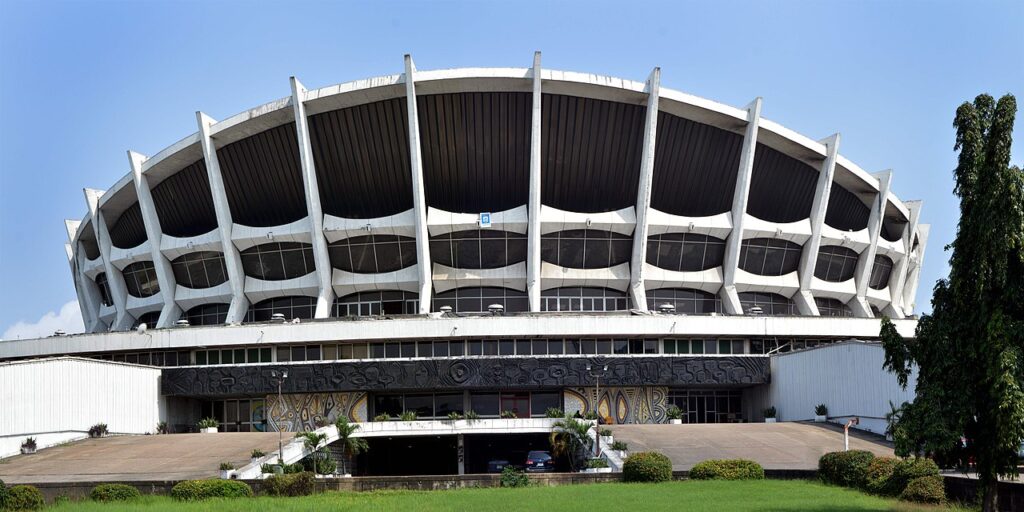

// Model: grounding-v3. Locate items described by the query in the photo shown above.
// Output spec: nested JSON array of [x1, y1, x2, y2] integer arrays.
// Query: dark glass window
[[240, 242, 315, 281], [814, 246, 859, 282], [470, 393, 500, 417], [333, 291, 419, 317], [738, 292, 797, 316], [132, 311, 160, 328], [540, 287, 628, 312], [869, 254, 894, 290], [434, 393, 464, 417], [530, 392, 561, 417], [95, 273, 114, 306], [405, 394, 434, 418], [430, 230, 527, 269], [185, 303, 230, 326], [122, 261, 160, 298], [738, 238, 802, 276], [646, 233, 725, 272], [646, 288, 722, 314], [541, 229, 632, 269], [244, 296, 316, 322], [432, 287, 528, 313], [815, 297, 853, 317], [374, 395, 403, 418], [328, 234, 416, 274], [171, 251, 228, 289]]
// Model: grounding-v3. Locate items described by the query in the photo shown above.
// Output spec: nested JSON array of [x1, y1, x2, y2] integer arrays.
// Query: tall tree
[[881, 93, 1023, 512]]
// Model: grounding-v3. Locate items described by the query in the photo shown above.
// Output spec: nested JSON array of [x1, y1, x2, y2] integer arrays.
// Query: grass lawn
[[50, 480, 968, 511]]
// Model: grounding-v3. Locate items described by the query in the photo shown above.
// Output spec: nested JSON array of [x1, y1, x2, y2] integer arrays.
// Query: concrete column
[[792, 134, 841, 316], [85, 188, 133, 331], [64, 220, 99, 332], [885, 200, 922, 318], [849, 170, 893, 318], [404, 54, 433, 314], [457, 434, 465, 475], [76, 242, 106, 332], [719, 98, 763, 315], [128, 151, 183, 328], [526, 51, 543, 312], [628, 67, 661, 312], [196, 112, 250, 323], [290, 77, 336, 319], [902, 224, 930, 315]]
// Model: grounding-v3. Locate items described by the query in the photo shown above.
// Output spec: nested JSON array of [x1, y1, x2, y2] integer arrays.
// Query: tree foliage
[[334, 417, 369, 475], [880, 93, 1023, 511]]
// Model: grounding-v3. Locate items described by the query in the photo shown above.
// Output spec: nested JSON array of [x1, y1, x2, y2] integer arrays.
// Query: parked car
[[487, 459, 511, 473], [525, 450, 554, 472]]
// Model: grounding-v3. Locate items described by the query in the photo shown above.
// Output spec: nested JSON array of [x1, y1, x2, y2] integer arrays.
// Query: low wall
[[24, 481, 178, 504], [943, 475, 1024, 511]]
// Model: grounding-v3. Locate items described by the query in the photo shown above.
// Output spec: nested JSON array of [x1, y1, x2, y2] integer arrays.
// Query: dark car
[[487, 459, 511, 473], [525, 450, 554, 472]]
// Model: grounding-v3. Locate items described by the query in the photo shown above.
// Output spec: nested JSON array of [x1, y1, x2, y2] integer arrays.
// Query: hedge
[[900, 475, 946, 504], [623, 452, 673, 483], [818, 450, 874, 488], [3, 485, 44, 510], [170, 479, 253, 501], [689, 459, 765, 480], [891, 457, 940, 494], [89, 483, 142, 502], [864, 457, 900, 496], [0, 479, 7, 509], [261, 472, 315, 497]]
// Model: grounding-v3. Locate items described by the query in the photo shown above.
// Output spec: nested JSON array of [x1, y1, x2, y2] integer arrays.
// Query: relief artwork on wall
[[563, 386, 668, 424], [266, 392, 367, 432]]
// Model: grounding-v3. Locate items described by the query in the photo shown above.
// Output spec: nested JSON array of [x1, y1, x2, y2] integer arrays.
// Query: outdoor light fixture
[[175, 319, 190, 328], [270, 370, 288, 466], [657, 303, 676, 314], [585, 364, 609, 457], [266, 232, 274, 240], [270, 313, 286, 323], [487, 303, 504, 316]]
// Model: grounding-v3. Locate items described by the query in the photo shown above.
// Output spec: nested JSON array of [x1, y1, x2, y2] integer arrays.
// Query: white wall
[[760, 341, 917, 435], [0, 357, 163, 458]]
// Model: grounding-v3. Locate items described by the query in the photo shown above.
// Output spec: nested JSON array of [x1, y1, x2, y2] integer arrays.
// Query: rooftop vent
[[657, 303, 676, 314], [488, 303, 505, 316], [747, 306, 764, 316], [270, 313, 286, 324], [439, 305, 453, 316], [52, 330, 66, 337], [175, 319, 190, 328]]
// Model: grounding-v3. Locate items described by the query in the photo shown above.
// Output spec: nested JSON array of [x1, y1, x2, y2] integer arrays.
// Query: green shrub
[[373, 413, 390, 422], [262, 472, 315, 497], [900, 475, 946, 504], [314, 456, 336, 475], [689, 459, 765, 480], [4, 485, 44, 510], [892, 457, 940, 493], [818, 450, 874, 487], [865, 457, 900, 495], [0, 479, 8, 509], [499, 466, 530, 488], [170, 479, 253, 501], [89, 483, 142, 502], [284, 463, 305, 474], [623, 451, 673, 483], [544, 408, 564, 418], [586, 458, 609, 469]]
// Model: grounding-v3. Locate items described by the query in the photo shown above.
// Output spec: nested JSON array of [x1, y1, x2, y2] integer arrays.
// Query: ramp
[[607, 422, 894, 471]]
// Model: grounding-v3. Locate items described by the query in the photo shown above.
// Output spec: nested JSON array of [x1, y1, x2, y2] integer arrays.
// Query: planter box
[[219, 470, 234, 479], [20, 446, 36, 455], [600, 435, 613, 445], [583, 467, 612, 474], [814, 415, 827, 423], [669, 419, 683, 425], [764, 418, 777, 423], [616, 450, 628, 459], [200, 427, 218, 434]]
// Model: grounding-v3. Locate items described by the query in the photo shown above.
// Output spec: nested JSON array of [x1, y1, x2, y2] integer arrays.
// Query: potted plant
[[763, 406, 777, 423], [88, 423, 108, 438], [373, 413, 391, 422], [598, 428, 613, 445], [666, 405, 684, 425], [251, 449, 266, 464], [399, 411, 418, 422], [156, 421, 169, 434], [20, 437, 37, 454], [335, 417, 369, 477], [464, 410, 480, 424], [500, 410, 517, 419], [583, 458, 611, 473], [218, 462, 234, 479], [545, 407, 564, 418], [610, 440, 628, 458], [198, 417, 219, 433], [814, 404, 828, 423]]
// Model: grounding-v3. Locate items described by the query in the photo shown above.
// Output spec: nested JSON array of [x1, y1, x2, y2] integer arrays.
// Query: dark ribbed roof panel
[[747, 144, 818, 223], [419, 92, 531, 213], [881, 219, 906, 242], [217, 123, 307, 227], [309, 98, 413, 218], [151, 159, 217, 237], [825, 183, 870, 231], [541, 94, 644, 213], [80, 225, 100, 260], [651, 112, 743, 217], [109, 202, 147, 249]]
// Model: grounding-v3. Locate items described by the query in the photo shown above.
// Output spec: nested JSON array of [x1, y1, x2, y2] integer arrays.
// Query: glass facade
[[540, 287, 628, 312], [372, 391, 562, 419], [737, 292, 797, 316], [429, 230, 527, 269], [171, 251, 228, 289], [240, 242, 315, 281], [738, 238, 802, 276], [869, 254, 894, 290], [814, 245, 859, 282], [195, 346, 273, 365], [328, 235, 416, 274], [646, 233, 725, 272], [201, 399, 267, 432], [333, 291, 419, 317], [184, 303, 230, 326], [95, 273, 114, 307], [122, 261, 160, 298], [815, 297, 853, 317], [432, 287, 528, 314], [666, 389, 743, 423], [541, 229, 632, 269], [133, 311, 160, 328], [245, 296, 317, 322], [646, 288, 722, 314]]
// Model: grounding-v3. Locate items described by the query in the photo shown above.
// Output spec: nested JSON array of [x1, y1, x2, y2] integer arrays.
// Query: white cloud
[[2, 301, 84, 341]]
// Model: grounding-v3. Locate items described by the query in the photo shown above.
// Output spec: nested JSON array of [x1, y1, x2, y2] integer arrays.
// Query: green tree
[[298, 431, 330, 475], [881, 93, 1023, 512], [549, 416, 593, 471], [334, 417, 369, 476]]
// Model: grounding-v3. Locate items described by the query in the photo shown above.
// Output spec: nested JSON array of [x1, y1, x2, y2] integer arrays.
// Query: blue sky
[[0, 0, 1021, 337]]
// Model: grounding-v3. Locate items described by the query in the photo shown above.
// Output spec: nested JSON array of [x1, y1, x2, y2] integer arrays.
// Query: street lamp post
[[586, 364, 608, 457], [271, 370, 288, 466]]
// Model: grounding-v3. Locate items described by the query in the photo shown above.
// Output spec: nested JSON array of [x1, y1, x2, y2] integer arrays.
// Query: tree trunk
[[982, 480, 999, 512]]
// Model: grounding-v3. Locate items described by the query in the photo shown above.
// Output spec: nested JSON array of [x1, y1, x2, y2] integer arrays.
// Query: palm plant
[[299, 431, 330, 475], [549, 416, 593, 471], [335, 417, 369, 476]]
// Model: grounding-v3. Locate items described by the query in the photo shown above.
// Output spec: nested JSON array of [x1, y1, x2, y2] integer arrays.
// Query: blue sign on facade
[[479, 212, 492, 228]]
